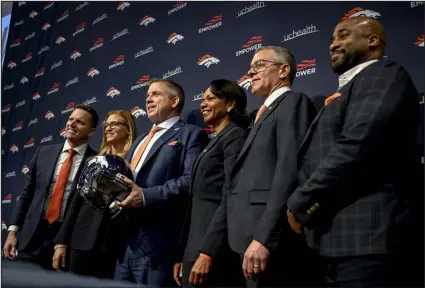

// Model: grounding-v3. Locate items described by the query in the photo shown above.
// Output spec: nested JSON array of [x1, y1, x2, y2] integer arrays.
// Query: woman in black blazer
[[174, 79, 248, 287]]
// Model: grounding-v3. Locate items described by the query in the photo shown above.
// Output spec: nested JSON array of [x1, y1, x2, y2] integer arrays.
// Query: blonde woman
[[52, 110, 137, 279]]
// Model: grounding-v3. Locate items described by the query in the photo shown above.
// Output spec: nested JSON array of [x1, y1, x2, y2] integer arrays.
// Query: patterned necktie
[[254, 104, 268, 124], [45, 149, 77, 224], [130, 126, 163, 170]]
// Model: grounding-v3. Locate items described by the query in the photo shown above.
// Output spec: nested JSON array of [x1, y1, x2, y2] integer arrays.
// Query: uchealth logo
[[76, 2, 89, 11], [61, 101, 76, 114], [28, 118, 38, 126], [19, 1, 26, 7], [192, 91, 203, 102], [15, 100, 26, 108], [48, 82, 60, 95], [90, 37, 104, 51], [414, 34, 424, 47], [51, 60, 63, 70], [73, 23, 86, 36], [237, 2, 266, 18], [5, 171, 16, 178], [38, 45, 49, 55], [341, 7, 380, 20], [111, 29, 129, 42], [131, 106, 147, 118], [10, 38, 21, 48], [296, 59, 316, 77], [4, 83, 14, 91], [109, 55, 125, 70], [20, 76, 29, 84], [57, 9, 69, 22], [7, 61, 17, 69], [15, 20, 24, 27], [163, 66, 182, 79], [117, 2, 130, 11], [83, 96, 97, 105], [45, 110, 55, 120], [70, 50, 81, 60], [22, 165, 30, 175], [1, 128, 5, 136], [168, 1, 187, 15], [134, 46, 154, 59], [32, 93, 41, 100], [88, 67, 100, 78], [40, 135, 53, 144], [29, 10, 38, 18], [131, 75, 150, 91], [44, 1, 54, 10], [35, 67, 45, 78], [2, 194, 12, 204], [167, 33, 184, 45], [93, 13, 108, 25], [41, 22, 51, 31], [197, 54, 220, 68], [236, 36, 262, 57], [66, 77, 79, 88], [281, 24, 319, 43], [2, 104, 11, 112], [140, 16, 155, 27], [24, 138, 35, 148], [56, 36, 66, 44], [22, 52, 32, 63], [60, 127, 67, 138], [199, 15, 223, 34], [10, 144, 19, 153], [106, 87, 121, 98], [25, 32, 36, 41], [12, 121, 24, 132], [238, 75, 252, 90]]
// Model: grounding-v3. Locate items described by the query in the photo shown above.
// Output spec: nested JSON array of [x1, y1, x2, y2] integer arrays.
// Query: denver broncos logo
[[131, 106, 147, 118], [1, 221, 7, 231], [342, 7, 380, 20], [22, 165, 30, 175], [7, 61, 17, 69], [70, 51, 81, 60], [197, 54, 220, 68], [20, 76, 29, 84], [414, 34, 424, 47], [56, 36, 65, 44], [140, 16, 155, 27], [106, 87, 120, 98], [87, 67, 100, 78], [117, 2, 130, 11], [238, 75, 252, 90], [45, 110, 55, 120], [60, 127, 67, 138], [167, 33, 184, 45]]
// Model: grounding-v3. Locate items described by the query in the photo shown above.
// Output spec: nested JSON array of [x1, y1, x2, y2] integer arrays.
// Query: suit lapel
[[235, 92, 289, 166], [140, 120, 185, 168], [44, 144, 64, 194]]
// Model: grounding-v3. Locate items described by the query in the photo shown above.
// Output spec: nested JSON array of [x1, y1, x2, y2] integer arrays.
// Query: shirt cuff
[[8, 225, 19, 233]]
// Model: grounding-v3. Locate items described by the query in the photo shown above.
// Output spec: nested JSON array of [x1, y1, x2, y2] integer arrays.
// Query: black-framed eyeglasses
[[248, 59, 285, 73], [102, 121, 128, 130]]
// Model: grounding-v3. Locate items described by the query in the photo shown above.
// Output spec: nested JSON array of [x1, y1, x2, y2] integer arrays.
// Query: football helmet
[[77, 154, 133, 218]]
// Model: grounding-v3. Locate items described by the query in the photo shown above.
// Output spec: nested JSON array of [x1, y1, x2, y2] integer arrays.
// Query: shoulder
[[225, 124, 248, 139], [276, 91, 313, 110], [359, 59, 411, 79]]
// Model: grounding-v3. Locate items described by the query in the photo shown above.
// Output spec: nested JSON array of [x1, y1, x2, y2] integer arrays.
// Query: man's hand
[[52, 247, 67, 271], [173, 263, 183, 286], [3, 232, 18, 260], [287, 209, 302, 234], [242, 239, 269, 280], [116, 173, 144, 208], [189, 255, 212, 286]]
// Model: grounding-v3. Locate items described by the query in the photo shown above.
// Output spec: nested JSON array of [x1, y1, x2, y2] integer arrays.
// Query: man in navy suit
[[3, 105, 98, 270], [116, 79, 207, 287]]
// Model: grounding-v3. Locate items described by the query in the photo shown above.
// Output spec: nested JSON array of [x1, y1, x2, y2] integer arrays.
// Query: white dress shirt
[[338, 59, 379, 90], [131, 116, 181, 180], [264, 86, 292, 108], [8, 140, 88, 232]]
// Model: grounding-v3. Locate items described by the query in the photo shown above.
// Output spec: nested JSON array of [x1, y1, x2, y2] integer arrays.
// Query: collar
[[264, 86, 291, 107], [154, 116, 181, 130], [338, 59, 379, 90], [63, 140, 88, 156]]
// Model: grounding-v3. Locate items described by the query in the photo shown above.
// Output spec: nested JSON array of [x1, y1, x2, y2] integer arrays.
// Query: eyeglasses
[[248, 59, 285, 74], [103, 121, 128, 130]]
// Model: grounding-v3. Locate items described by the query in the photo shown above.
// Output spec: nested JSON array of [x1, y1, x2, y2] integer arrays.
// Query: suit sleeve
[[287, 64, 418, 225], [254, 94, 316, 250], [200, 129, 247, 258], [142, 128, 207, 207], [9, 147, 41, 228]]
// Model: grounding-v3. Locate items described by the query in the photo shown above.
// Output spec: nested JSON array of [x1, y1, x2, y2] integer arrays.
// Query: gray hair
[[256, 46, 297, 84], [147, 79, 185, 111]]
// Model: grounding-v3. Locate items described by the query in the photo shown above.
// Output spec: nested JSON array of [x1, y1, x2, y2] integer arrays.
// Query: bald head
[[330, 17, 386, 75]]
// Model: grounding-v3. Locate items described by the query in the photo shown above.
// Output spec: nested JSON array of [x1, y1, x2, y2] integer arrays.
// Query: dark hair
[[209, 79, 248, 128], [148, 79, 185, 112], [75, 104, 99, 129]]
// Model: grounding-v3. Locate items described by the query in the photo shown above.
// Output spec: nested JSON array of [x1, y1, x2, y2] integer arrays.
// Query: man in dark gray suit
[[192, 46, 318, 287], [287, 17, 420, 286], [3, 105, 98, 270]]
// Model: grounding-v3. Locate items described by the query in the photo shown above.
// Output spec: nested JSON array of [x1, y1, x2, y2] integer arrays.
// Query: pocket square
[[324, 92, 342, 107], [168, 140, 180, 146]]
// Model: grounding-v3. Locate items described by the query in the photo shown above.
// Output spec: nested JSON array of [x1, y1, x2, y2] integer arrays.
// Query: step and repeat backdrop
[[1, 1, 424, 240]]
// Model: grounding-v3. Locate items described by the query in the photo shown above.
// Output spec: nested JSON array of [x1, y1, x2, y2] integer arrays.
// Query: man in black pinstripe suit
[[287, 17, 421, 286]]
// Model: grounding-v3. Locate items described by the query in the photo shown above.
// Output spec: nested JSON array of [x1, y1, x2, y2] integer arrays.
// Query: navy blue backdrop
[[1, 1, 424, 244]]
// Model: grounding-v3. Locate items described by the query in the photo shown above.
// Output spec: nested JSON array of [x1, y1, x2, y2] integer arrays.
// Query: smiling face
[[103, 114, 129, 146], [65, 108, 95, 145], [146, 81, 179, 124], [329, 19, 372, 75], [200, 87, 232, 127]]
